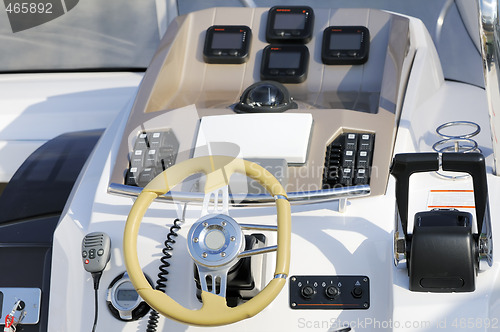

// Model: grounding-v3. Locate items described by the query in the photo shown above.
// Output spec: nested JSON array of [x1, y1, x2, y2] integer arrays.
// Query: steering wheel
[[123, 155, 291, 326]]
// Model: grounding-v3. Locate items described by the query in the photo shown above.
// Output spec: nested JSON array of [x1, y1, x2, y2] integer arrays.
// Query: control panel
[[323, 132, 375, 188], [201, 6, 369, 84], [289, 275, 369, 310], [125, 130, 179, 187], [109, 7, 412, 198]]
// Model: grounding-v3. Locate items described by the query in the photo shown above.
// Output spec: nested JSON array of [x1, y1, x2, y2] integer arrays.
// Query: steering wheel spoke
[[197, 265, 231, 298], [238, 245, 277, 258], [201, 185, 229, 217], [240, 223, 278, 231]]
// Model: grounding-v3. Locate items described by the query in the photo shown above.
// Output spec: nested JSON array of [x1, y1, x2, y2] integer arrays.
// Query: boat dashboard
[[107, 6, 413, 204]]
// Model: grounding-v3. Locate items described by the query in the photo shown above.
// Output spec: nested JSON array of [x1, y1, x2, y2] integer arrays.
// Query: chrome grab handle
[[108, 182, 370, 207]]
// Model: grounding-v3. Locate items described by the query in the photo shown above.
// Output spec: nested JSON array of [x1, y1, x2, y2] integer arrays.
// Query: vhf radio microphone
[[82, 232, 111, 332], [82, 232, 111, 274]]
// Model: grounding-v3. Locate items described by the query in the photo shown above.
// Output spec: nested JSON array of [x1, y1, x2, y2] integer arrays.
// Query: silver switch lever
[[3, 300, 26, 332]]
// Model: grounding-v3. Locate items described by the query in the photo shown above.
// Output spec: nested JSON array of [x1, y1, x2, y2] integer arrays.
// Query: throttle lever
[[441, 153, 488, 235], [390, 152, 493, 272], [390, 152, 439, 239]]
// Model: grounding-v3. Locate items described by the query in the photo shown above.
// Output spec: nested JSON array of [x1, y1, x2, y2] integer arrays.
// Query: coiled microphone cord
[[146, 218, 182, 332]]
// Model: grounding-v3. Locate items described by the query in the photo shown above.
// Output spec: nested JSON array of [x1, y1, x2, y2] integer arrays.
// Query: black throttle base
[[409, 210, 476, 292]]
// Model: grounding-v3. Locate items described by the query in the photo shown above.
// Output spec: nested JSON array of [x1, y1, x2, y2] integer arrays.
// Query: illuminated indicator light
[[85, 259, 89, 264], [332, 29, 342, 32], [277, 9, 291, 12], [214, 28, 225, 31], [271, 48, 281, 50]]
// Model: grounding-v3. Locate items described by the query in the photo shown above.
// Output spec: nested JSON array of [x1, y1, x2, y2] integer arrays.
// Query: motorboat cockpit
[[1, 1, 500, 331]]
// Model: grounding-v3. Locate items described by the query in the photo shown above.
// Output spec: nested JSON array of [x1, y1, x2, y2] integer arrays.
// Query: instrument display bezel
[[203, 25, 252, 64], [266, 6, 314, 44], [260, 44, 309, 84], [321, 26, 370, 65]]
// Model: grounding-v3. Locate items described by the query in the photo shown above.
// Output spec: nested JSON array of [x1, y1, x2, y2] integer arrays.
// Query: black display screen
[[329, 33, 362, 50], [273, 13, 306, 30], [203, 25, 252, 64], [261, 44, 309, 83], [117, 289, 139, 301], [321, 26, 370, 65], [268, 51, 301, 69], [266, 6, 314, 43], [211, 32, 243, 49]]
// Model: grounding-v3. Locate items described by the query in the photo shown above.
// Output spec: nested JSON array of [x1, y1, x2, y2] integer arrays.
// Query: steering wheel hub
[[188, 214, 244, 268]]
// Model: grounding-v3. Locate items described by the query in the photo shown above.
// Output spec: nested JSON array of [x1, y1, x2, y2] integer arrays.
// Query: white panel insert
[[194, 113, 313, 164]]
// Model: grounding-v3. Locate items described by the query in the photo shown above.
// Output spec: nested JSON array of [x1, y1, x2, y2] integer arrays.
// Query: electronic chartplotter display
[[321, 26, 370, 65], [266, 6, 314, 44], [203, 25, 252, 64], [261, 45, 309, 83]]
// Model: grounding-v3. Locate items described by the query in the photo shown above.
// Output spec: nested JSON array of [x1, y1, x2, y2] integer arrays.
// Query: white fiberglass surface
[[0, 72, 143, 182]]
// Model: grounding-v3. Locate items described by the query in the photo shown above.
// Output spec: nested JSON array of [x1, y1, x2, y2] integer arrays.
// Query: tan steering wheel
[[123, 155, 291, 326]]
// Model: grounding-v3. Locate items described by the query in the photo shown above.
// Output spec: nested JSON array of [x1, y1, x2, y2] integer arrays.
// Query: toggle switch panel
[[289, 275, 369, 310]]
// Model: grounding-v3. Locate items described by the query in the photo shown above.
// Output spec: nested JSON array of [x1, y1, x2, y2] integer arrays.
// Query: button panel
[[125, 129, 179, 187], [322, 132, 375, 188], [290, 275, 369, 310]]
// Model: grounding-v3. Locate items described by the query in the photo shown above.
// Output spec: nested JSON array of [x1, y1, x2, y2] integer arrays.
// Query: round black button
[[82, 251, 88, 258], [300, 285, 315, 299], [352, 287, 363, 298], [325, 286, 339, 299]]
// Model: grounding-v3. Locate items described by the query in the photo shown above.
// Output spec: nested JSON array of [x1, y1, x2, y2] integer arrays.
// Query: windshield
[[0, 0, 482, 87], [0, 0, 163, 72]]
